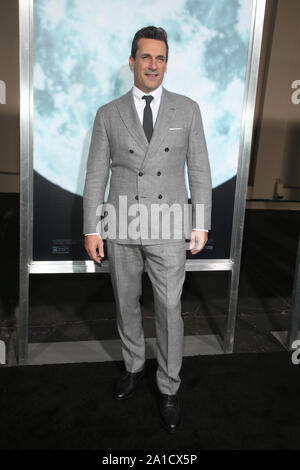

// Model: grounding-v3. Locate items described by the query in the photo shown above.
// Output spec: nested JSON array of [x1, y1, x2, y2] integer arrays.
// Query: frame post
[[225, 0, 267, 353], [18, 0, 33, 364]]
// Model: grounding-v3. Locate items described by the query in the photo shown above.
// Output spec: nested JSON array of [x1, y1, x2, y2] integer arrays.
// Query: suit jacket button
[[157, 171, 161, 176], [139, 171, 143, 176], [158, 194, 162, 199], [135, 195, 139, 200], [164, 147, 169, 152], [129, 149, 134, 153]]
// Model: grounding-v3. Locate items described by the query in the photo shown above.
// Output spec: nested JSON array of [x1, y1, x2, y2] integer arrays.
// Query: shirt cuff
[[192, 228, 208, 232]]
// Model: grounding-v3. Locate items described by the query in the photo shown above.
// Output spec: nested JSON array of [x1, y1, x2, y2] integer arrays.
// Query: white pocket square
[[169, 127, 183, 130]]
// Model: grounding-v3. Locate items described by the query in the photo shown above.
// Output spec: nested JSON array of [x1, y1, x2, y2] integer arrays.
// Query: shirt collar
[[132, 84, 163, 102]]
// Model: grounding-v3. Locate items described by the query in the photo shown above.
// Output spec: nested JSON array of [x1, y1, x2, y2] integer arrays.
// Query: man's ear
[[129, 56, 134, 71]]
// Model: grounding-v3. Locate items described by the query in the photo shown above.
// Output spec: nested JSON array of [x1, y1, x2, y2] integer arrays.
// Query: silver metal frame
[[226, 0, 267, 352], [19, 0, 33, 364], [19, 0, 267, 363]]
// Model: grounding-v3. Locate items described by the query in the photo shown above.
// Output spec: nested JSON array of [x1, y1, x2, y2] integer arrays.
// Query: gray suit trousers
[[106, 239, 186, 395]]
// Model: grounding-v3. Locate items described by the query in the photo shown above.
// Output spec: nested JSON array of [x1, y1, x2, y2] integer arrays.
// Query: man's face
[[129, 38, 167, 93]]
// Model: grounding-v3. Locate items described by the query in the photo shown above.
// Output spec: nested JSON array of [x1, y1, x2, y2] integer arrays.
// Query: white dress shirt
[[86, 84, 207, 235], [132, 84, 162, 127]]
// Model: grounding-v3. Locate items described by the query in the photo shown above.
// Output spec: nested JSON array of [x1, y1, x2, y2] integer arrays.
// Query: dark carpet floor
[[0, 195, 300, 450], [0, 351, 300, 450]]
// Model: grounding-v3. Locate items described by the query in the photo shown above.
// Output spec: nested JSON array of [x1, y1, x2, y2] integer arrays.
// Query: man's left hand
[[189, 230, 208, 255]]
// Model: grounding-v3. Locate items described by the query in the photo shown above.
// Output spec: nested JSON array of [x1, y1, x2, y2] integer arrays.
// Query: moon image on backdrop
[[33, 0, 253, 199]]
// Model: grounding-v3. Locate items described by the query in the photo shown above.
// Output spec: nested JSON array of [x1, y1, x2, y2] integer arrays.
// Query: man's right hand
[[84, 234, 104, 264]]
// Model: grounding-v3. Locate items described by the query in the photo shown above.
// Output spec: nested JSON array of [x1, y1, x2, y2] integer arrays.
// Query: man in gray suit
[[83, 26, 212, 433]]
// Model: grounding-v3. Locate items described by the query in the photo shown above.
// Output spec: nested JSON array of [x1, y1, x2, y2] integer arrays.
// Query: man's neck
[[133, 84, 162, 95]]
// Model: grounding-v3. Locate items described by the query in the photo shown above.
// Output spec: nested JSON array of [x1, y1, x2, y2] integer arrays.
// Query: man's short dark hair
[[131, 26, 169, 61]]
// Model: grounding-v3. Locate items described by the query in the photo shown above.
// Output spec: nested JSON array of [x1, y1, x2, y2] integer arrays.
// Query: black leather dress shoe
[[115, 370, 144, 400], [159, 393, 181, 433]]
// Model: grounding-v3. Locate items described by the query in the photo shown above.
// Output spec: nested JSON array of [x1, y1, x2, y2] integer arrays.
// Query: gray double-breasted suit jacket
[[83, 87, 212, 244]]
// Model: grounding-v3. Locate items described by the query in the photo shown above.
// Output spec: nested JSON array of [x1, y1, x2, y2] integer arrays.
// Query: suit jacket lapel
[[140, 88, 175, 169], [114, 87, 175, 168], [115, 89, 149, 152]]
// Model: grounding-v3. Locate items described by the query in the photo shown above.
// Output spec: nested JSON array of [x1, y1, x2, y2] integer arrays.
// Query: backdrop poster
[[32, 0, 253, 261]]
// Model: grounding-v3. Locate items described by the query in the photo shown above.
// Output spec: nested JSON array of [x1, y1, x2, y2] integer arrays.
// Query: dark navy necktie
[[142, 95, 154, 142]]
